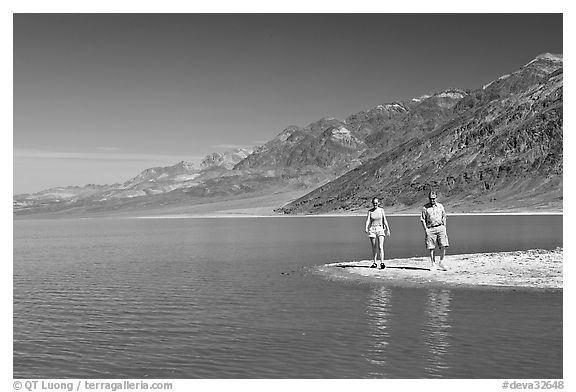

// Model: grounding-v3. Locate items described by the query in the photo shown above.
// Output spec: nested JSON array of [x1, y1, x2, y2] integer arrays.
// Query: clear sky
[[13, 13, 563, 194]]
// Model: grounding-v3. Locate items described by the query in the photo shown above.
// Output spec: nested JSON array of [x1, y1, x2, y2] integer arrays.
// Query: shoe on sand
[[430, 264, 438, 271], [437, 263, 448, 271], [370, 263, 378, 268], [380, 263, 386, 270]]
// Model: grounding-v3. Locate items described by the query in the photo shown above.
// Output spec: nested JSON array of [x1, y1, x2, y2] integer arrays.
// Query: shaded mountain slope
[[279, 54, 563, 214]]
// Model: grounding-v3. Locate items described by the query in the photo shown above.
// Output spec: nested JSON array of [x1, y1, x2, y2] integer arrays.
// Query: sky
[[13, 13, 563, 194]]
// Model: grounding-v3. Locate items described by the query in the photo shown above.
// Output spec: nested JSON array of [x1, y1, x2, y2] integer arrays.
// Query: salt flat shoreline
[[130, 211, 562, 219], [316, 248, 563, 291]]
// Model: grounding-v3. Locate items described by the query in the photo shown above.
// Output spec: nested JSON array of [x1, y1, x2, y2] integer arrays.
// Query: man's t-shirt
[[421, 202, 446, 228]]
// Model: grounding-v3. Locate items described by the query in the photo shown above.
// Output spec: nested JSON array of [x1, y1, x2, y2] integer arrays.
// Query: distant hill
[[14, 53, 562, 216], [14, 148, 255, 214], [279, 54, 563, 214]]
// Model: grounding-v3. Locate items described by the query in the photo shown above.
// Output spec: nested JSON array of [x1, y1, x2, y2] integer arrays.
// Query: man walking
[[420, 191, 449, 271]]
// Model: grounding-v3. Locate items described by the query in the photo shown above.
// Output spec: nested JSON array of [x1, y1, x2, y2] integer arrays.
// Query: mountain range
[[14, 53, 563, 216]]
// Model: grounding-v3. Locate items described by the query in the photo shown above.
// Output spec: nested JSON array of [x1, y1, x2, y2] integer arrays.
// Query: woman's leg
[[369, 236, 377, 265], [377, 235, 385, 268]]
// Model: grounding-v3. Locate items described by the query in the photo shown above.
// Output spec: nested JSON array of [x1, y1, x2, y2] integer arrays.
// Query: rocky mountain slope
[[15, 89, 462, 217], [279, 54, 563, 214], [234, 89, 467, 176], [14, 53, 563, 216]]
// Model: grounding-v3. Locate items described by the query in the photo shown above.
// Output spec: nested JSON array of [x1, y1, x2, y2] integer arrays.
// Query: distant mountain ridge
[[13, 147, 254, 213], [14, 53, 563, 216], [201, 148, 254, 170]]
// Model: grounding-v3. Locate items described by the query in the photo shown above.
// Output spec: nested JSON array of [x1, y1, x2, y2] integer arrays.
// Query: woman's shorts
[[425, 225, 449, 249], [368, 225, 386, 238]]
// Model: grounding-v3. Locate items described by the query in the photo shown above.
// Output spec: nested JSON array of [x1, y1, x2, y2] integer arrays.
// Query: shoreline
[[14, 211, 563, 220], [128, 211, 562, 219], [315, 248, 563, 291]]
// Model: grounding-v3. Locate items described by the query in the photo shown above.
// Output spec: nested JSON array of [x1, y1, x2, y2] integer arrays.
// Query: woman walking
[[365, 197, 391, 269]]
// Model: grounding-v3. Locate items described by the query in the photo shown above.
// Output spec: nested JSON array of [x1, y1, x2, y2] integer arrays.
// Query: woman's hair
[[371, 197, 379, 204]]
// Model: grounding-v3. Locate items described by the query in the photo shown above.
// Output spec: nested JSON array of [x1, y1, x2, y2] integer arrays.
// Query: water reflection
[[364, 287, 453, 378], [365, 286, 391, 373], [424, 289, 452, 377]]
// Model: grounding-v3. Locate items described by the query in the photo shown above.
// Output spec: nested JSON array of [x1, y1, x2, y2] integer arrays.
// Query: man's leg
[[437, 247, 447, 270], [426, 228, 436, 269], [437, 226, 449, 270]]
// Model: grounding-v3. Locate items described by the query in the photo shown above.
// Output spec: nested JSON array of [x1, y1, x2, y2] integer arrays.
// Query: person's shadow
[[336, 264, 429, 271]]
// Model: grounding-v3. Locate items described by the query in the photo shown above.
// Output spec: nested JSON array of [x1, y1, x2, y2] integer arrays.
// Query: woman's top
[[368, 207, 386, 227]]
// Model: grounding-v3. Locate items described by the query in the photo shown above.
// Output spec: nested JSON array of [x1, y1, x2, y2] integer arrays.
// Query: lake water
[[13, 215, 562, 378]]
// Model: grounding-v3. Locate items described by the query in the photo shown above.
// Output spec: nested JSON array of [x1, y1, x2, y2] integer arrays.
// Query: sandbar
[[316, 248, 563, 291]]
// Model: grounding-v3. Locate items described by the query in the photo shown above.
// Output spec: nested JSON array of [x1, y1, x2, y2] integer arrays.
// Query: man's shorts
[[425, 225, 449, 249], [368, 225, 386, 238]]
